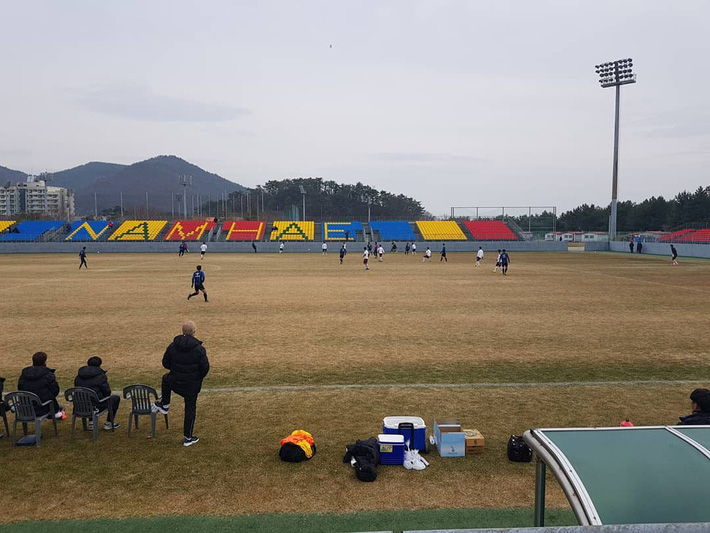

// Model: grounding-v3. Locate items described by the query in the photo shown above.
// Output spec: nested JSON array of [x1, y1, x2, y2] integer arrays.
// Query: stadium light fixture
[[595, 58, 637, 241], [299, 184, 307, 221]]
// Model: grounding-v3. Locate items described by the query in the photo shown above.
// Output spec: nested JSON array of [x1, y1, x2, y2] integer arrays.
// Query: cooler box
[[378, 434, 405, 465], [382, 416, 426, 451]]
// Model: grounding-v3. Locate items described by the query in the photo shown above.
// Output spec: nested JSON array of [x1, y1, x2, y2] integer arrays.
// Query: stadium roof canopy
[[524, 426, 710, 526]]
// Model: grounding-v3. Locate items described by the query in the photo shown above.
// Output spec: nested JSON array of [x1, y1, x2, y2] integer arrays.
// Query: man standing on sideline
[[153, 321, 210, 446], [188, 265, 208, 302], [629, 241, 634, 253], [500, 249, 510, 275], [671, 244, 678, 266], [440, 243, 447, 262], [322, 241, 328, 255], [200, 242, 207, 260], [636, 240, 643, 254], [79, 247, 88, 269], [476, 247, 484, 267], [74, 356, 121, 430]]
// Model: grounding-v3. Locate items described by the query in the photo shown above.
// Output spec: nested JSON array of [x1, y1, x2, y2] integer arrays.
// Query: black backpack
[[507, 435, 532, 462]]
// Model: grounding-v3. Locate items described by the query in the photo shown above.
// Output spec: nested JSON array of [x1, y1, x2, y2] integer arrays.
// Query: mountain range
[[0, 156, 246, 215]]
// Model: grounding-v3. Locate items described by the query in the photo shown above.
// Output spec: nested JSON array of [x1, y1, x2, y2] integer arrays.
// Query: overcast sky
[[2, 1, 709, 215]]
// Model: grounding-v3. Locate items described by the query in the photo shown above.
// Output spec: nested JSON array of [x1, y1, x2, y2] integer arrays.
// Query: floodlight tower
[[179, 175, 192, 218], [299, 184, 307, 221], [595, 58, 636, 241]]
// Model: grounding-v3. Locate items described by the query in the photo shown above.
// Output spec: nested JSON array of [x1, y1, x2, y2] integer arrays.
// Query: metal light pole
[[595, 58, 636, 241], [179, 175, 192, 218], [299, 185, 306, 221]]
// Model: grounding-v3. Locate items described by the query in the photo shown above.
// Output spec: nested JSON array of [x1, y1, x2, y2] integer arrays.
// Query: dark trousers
[[161, 374, 198, 438], [98, 395, 120, 422], [80, 258, 88, 269]]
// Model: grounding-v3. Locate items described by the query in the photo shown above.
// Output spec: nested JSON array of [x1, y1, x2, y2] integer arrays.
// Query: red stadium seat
[[463, 220, 520, 241], [164, 221, 215, 241], [222, 221, 266, 241]]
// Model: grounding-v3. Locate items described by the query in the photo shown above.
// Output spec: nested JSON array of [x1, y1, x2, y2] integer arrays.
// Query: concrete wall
[[0, 241, 568, 254], [609, 241, 710, 259]]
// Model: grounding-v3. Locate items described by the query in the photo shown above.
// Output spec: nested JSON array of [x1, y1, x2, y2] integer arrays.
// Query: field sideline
[[1, 251, 709, 527]]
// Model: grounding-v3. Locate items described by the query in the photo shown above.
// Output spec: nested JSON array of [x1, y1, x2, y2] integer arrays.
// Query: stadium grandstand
[[64, 220, 112, 241], [322, 221, 363, 241], [369, 221, 416, 241], [107, 220, 168, 241], [164, 220, 215, 241], [416, 220, 467, 240], [222, 221, 266, 241], [463, 220, 520, 241], [0, 220, 64, 241], [269, 220, 315, 241]]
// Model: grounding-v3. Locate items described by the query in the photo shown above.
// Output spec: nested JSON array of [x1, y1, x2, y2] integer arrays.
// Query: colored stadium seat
[[463, 220, 520, 241], [108, 221, 167, 241], [678, 229, 710, 243], [416, 221, 467, 241], [369, 221, 416, 241], [65, 221, 111, 241], [269, 221, 314, 241], [322, 221, 363, 241], [164, 220, 216, 241], [659, 229, 695, 242], [0, 221, 16, 234], [222, 221, 266, 241], [0, 220, 64, 242]]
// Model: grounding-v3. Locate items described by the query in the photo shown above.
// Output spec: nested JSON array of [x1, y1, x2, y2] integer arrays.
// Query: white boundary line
[[201, 379, 707, 394]]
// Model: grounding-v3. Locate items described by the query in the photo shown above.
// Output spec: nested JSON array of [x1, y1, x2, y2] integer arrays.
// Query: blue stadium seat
[[322, 221, 363, 241], [0, 221, 64, 242], [370, 221, 416, 241], [65, 221, 111, 241]]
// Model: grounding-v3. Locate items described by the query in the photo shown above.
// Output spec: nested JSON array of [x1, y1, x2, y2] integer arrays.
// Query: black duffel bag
[[507, 435, 533, 462]]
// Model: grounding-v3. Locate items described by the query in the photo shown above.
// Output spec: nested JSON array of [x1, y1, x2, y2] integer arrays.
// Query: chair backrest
[[123, 384, 157, 414], [5, 391, 41, 422], [64, 387, 100, 417]]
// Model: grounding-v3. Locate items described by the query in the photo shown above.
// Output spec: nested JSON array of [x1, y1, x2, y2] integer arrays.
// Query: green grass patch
[[0, 508, 576, 533]]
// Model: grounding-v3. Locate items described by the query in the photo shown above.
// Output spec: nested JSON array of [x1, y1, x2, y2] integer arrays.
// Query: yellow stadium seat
[[416, 221, 467, 241], [270, 221, 314, 241], [108, 221, 168, 241]]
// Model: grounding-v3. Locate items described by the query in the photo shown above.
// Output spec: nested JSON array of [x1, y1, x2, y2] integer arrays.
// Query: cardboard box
[[433, 419, 465, 457], [464, 429, 484, 454]]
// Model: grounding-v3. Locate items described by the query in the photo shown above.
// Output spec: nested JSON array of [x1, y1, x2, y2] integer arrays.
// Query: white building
[[0, 177, 74, 219]]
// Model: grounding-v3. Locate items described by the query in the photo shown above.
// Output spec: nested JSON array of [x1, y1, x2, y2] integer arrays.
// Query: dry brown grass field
[[1, 250, 709, 524]]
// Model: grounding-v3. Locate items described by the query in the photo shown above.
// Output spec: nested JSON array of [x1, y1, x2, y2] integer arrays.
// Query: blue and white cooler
[[378, 433, 405, 465], [382, 416, 427, 451]]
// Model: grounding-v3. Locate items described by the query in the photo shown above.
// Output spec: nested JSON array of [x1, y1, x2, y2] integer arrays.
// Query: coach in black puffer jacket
[[153, 321, 209, 445], [74, 356, 120, 428], [17, 352, 61, 416]]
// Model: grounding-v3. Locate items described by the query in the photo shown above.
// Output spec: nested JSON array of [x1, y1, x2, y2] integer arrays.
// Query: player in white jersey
[[200, 242, 207, 259], [321, 242, 328, 255], [279, 242, 284, 253], [363, 247, 370, 270], [476, 247, 484, 267], [411, 243, 417, 255], [377, 245, 384, 262], [492, 249, 502, 272], [422, 247, 432, 262]]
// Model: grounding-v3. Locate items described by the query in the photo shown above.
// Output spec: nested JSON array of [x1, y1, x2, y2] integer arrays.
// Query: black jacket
[[18, 366, 60, 406], [163, 335, 209, 396], [74, 366, 111, 400], [679, 411, 710, 425]]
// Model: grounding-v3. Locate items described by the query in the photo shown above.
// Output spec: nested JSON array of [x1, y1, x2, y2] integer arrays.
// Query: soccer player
[[252, 241, 257, 253], [671, 244, 678, 266], [405, 242, 410, 255], [422, 247, 432, 262], [79, 247, 88, 269], [493, 249, 502, 273], [440, 243, 447, 262], [363, 247, 370, 271], [339, 244, 346, 264], [500, 249, 510, 275], [179, 241, 188, 257], [279, 242, 285, 253], [200, 242, 207, 259], [629, 241, 634, 253], [322, 241, 328, 255], [411, 243, 417, 255], [476, 247, 484, 266], [377, 244, 384, 262], [188, 265, 208, 302], [367, 242, 372, 256]]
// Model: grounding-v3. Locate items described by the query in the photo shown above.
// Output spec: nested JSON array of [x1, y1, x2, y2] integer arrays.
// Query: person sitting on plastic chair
[[74, 356, 121, 431], [18, 352, 64, 419]]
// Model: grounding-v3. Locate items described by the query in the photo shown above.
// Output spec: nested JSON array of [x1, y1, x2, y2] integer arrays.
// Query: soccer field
[[1, 250, 709, 527]]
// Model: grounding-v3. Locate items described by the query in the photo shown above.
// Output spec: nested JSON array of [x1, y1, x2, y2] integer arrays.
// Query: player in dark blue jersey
[[499, 249, 510, 275], [188, 265, 208, 302], [79, 247, 88, 269]]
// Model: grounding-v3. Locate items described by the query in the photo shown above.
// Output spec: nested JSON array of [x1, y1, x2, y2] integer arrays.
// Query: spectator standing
[[18, 352, 63, 418], [636, 241, 643, 254], [153, 321, 210, 446], [678, 389, 710, 425], [74, 356, 121, 430], [629, 241, 634, 253]]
